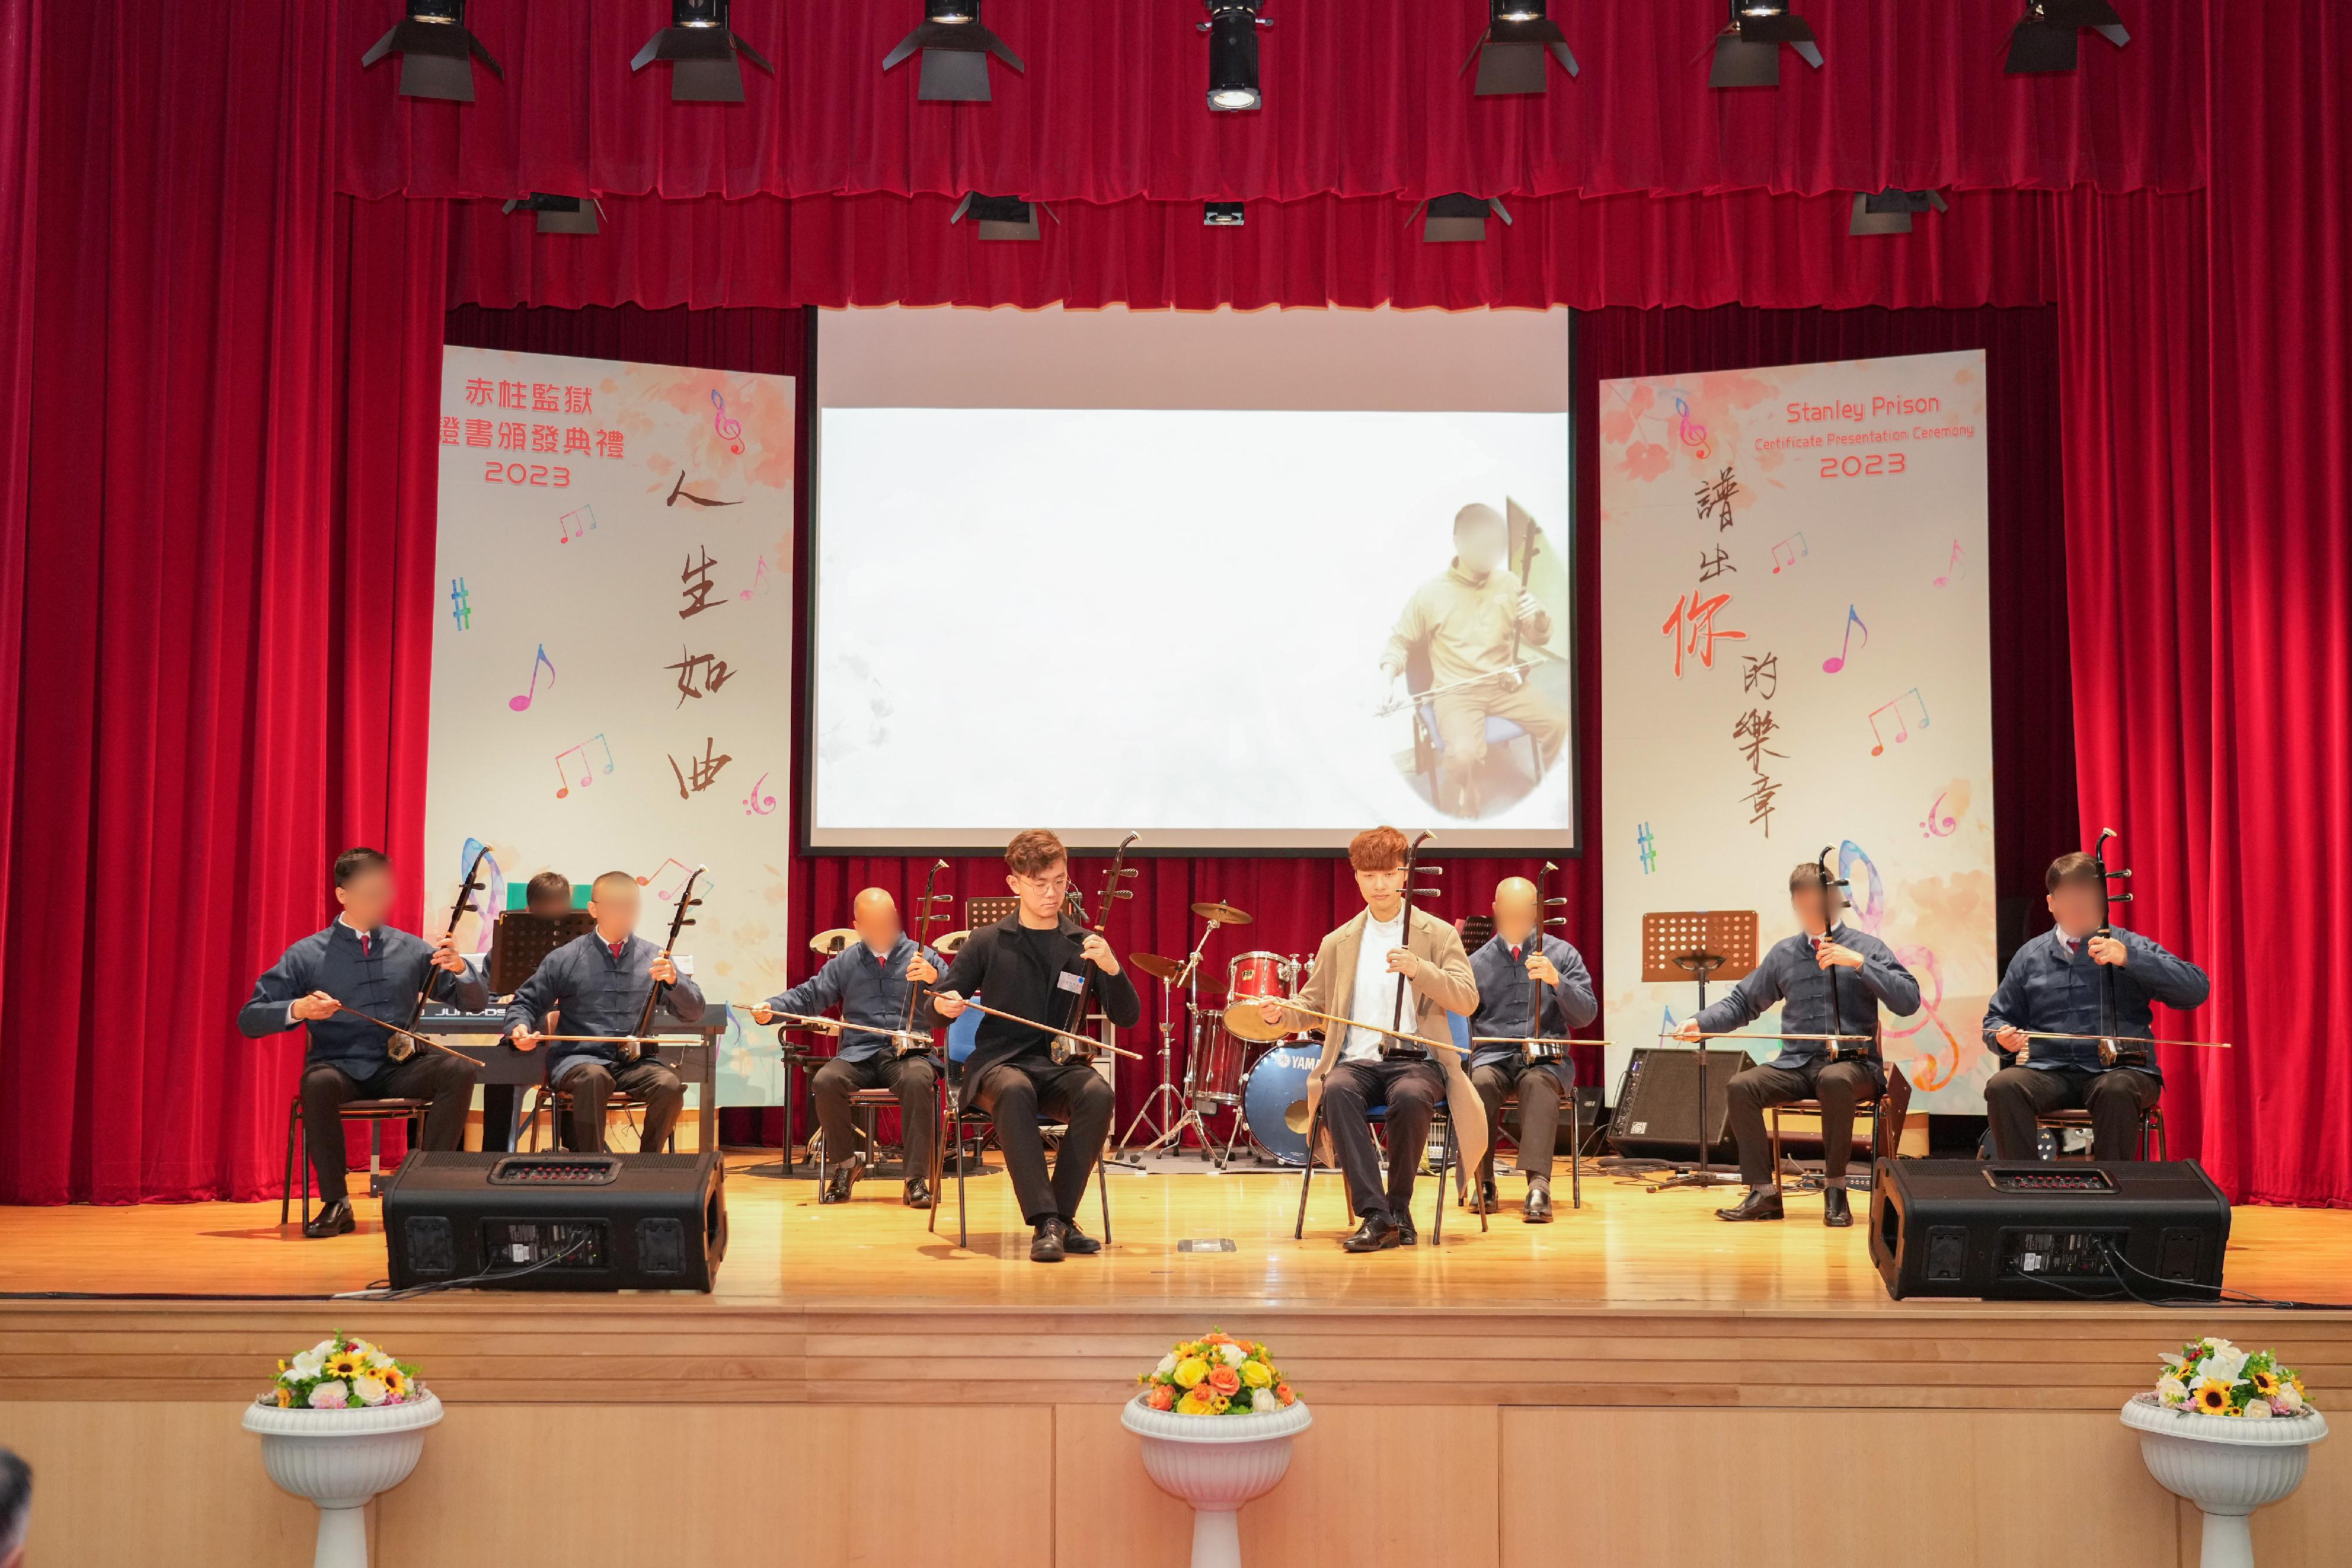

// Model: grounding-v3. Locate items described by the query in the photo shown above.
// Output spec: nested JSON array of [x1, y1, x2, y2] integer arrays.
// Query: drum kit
[[1120, 900, 1323, 1169]]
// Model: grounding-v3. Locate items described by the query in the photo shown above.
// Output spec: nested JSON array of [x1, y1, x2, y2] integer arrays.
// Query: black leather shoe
[[1822, 1187, 1853, 1228], [1524, 1186, 1553, 1224], [819, 1163, 857, 1204], [1059, 1222, 1102, 1255], [1341, 1212, 1402, 1253], [1394, 1215, 1419, 1247], [903, 1178, 934, 1209], [303, 1199, 355, 1239], [1478, 1178, 1500, 1213], [1715, 1187, 1785, 1222], [1030, 1219, 1067, 1262]]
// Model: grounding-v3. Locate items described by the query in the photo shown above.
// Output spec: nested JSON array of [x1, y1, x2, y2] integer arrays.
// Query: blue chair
[[1414, 706, 1545, 810], [931, 999, 1113, 1249], [1291, 1014, 1488, 1246]]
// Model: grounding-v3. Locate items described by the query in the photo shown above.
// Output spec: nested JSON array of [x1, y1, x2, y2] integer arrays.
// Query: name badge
[[1057, 971, 1085, 993]]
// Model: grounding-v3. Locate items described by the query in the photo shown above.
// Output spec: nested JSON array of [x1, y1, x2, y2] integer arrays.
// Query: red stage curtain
[[339, 0, 2206, 203], [0, 0, 35, 984], [443, 187, 2063, 313]]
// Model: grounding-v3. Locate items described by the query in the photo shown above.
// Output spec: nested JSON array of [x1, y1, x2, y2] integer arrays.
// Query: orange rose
[[1275, 1383, 1296, 1406], [1208, 1366, 1242, 1396], [1146, 1383, 1176, 1411]]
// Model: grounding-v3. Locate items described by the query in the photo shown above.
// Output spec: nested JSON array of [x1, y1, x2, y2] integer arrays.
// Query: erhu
[[382, 842, 494, 1065], [1518, 859, 1572, 1066], [1052, 833, 1139, 1066], [1381, 831, 1442, 1055], [1813, 844, 1876, 1064], [623, 864, 704, 1062], [898, 858, 954, 1057]]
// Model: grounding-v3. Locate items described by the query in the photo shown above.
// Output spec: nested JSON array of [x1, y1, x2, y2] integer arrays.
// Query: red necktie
[[359, 933, 371, 957], [1510, 945, 1521, 962], [610, 941, 624, 959]]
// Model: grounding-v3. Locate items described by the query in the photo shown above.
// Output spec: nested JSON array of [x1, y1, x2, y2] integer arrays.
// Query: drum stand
[[1119, 915, 1222, 1157]]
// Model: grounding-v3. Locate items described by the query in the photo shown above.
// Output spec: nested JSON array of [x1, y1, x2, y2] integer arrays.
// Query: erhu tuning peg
[[1420, 863, 1446, 875], [1542, 897, 1569, 908]]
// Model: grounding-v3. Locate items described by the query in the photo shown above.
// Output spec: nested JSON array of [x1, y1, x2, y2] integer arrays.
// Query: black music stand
[[487, 910, 597, 995], [964, 895, 1019, 929], [1641, 910, 1758, 1191]]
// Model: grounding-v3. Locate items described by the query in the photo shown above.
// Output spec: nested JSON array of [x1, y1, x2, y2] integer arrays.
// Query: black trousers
[[1470, 1061, 1567, 1183], [811, 1052, 937, 1175], [970, 1059, 1114, 1226], [300, 1053, 477, 1202], [557, 1057, 685, 1154], [1724, 1058, 1880, 1185], [1985, 1064, 2160, 1161], [1319, 1057, 1444, 1221]]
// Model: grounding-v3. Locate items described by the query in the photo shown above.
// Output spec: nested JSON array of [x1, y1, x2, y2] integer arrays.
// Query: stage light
[[883, 0, 1025, 103], [1468, 0, 1578, 96], [360, 0, 502, 103], [1201, 1, 1267, 113], [2004, 0, 2129, 74], [1708, 0, 1821, 89], [632, 0, 773, 103], [503, 194, 604, 236], [1848, 189, 1947, 236], [1414, 193, 1513, 244], [950, 194, 1056, 241], [1204, 202, 1245, 227]]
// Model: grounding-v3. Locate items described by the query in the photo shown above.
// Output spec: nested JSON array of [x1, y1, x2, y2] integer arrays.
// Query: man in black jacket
[[930, 829, 1140, 1262]]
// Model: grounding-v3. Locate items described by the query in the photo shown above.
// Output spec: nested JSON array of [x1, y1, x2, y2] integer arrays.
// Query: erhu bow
[[1053, 833, 1139, 1065], [1383, 831, 1442, 1054], [380, 842, 493, 1065], [623, 864, 704, 1062]]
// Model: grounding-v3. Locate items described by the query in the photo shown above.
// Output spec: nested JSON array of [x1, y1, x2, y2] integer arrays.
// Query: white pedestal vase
[[243, 1392, 443, 1568], [2120, 1393, 2328, 1568], [1122, 1396, 1312, 1568]]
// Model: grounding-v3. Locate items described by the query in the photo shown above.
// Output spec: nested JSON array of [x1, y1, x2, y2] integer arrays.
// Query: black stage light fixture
[[1708, 0, 1822, 89], [1468, 0, 1578, 96], [950, 193, 1056, 241], [1849, 188, 1947, 236], [1413, 192, 1513, 243], [362, 0, 503, 103], [1201, 1, 1268, 113], [632, 0, 774, 103], [2004, 0, 2130, 75], [503, 193, 605, 236], [883, 0, 1025, 103], [1204, 202, 1245, 227]]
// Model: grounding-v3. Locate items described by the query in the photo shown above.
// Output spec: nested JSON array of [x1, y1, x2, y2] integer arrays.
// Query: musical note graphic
[[638, 857, 714, 902], [1671, 394, 1710, 461], [553, 733, 614, 798], [509, 644, 556, 711], [711, 389, 744, 455], [737, 556, 771, 600], [557, 505, 597, 544], [448, 577, 471, 630], [1820, 604, 1867, 673], [1932, 539, 1963, 587], [1769, 533, 1809, 574], [1635, 820, 1658, 873], [1867, 688, 1931, 757], [741, 771, 778, 817], [1920, 778, 1971, 838]]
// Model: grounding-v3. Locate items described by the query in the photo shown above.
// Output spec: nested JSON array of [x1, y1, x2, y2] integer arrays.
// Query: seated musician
[[1678, 862, 1920, 1228], [1981, 852, 2210, 1161], [1261, 825, 1484, 1253], [754, 887, 943, 1208], [929, 830, 1140, 1263], [1379, 503, 1567, 817], [238, 848, 485, 1238], [504, 871, 701, 1154], [1466, 877, 1596, 1223]]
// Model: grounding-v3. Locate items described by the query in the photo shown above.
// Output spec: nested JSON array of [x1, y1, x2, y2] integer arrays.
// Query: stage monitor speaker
[[1869, 1158, 2229, 1301], [1605, 1047, 1740, 1162], [383, 1152, 728, 1292]]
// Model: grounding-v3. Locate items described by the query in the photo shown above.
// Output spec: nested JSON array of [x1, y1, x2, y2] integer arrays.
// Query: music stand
[[964, 895, 1019, 929], [488, 910, 597, 995], [1640, 910, 1759, 1191]]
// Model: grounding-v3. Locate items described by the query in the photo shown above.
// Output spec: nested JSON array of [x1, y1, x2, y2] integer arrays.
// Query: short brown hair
[[1789, 862, 1830, 894], [526, 871, 573, 910], [1348, 825, 1411, 872], [1005, 829, 1068, 878], [2046, 852, 2101, 893]]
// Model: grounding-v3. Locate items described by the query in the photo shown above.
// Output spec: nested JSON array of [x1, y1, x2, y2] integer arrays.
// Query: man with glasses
[[930, 830, 1140, 1262]]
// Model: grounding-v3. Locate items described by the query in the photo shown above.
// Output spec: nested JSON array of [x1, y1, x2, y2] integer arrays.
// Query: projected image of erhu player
[[1378, 502, 1569, 818]]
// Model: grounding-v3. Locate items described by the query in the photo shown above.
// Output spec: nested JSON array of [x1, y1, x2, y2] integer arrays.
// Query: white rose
[[2156, 1376, 2188, 1405], [1220, 1344, 1247, 1367], [1254, 1388, 1284, 1412], [308, 1381, 349, 1409], [2241, 1399, 2273, 1419], [366, 1352, 397, 1372], [352, 1376, 389, 1406], [2275, 1383, 2306, 1413], [1156, 1354, 1178, 1376]]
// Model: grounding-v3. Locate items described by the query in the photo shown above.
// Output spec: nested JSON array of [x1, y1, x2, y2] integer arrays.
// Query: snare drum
[[1220, 951, 1298, 1035], [1185, 1009, 1247, 1108]]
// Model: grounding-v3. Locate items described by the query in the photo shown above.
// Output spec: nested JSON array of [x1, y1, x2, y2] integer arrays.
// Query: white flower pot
[[1122, 1395, 1312, 1568], [2120, 1393, 2328, 1568], [243, 1392, 443, 1568]]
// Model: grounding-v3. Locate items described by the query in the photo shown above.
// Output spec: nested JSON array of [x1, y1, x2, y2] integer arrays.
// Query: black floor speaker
[[1869, 1158, 2229, 1300], [1605, 1047, 1740, 1163], [383, 1152, 728, 1292]]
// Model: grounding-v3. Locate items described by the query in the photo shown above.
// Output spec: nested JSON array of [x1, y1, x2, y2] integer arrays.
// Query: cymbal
[[1129, 952, 1186, 983], [1222, 1003, 1292, 1044], [934, 929, 972, 955], [809, 927, 857, 957], [1191, 900, 1254, 926]]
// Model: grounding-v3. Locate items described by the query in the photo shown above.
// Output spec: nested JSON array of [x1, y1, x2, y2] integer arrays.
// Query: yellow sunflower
[[2250, 1368, 2279, 1398], [325, 1350, 366, 1380], [380, 1366, 409, 1396], [2192, 1379, 2236, 1415]]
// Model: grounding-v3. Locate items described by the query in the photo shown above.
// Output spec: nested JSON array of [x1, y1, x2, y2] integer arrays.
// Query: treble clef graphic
[[711, 388, 744, 455], [1672, 394, 1710, 461]]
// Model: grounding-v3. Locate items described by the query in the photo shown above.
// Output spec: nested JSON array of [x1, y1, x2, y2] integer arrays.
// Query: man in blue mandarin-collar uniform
[[1465, 877, 1596, 1223]]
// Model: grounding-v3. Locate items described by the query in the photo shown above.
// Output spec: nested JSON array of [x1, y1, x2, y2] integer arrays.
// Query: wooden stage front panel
[[3, 1161, 2349, 1566]]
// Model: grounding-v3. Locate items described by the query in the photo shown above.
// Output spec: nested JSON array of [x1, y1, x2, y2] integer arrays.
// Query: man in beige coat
[[1264, 825, 1486, 1252]]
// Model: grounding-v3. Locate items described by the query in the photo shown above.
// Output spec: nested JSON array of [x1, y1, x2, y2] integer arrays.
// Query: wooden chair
[[280, 1093, 427, 1228], [930, 1001, 1112, 1249], [1766, 1062, 1913, 1189], [2036, 1102, 2167, 1159]]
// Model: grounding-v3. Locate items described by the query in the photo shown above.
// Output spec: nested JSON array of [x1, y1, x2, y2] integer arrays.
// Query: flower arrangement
[[262, 1334, 427, 1411], [2148, 1336, 2314, 1420], [1136, 1329, 1295, 1416]]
